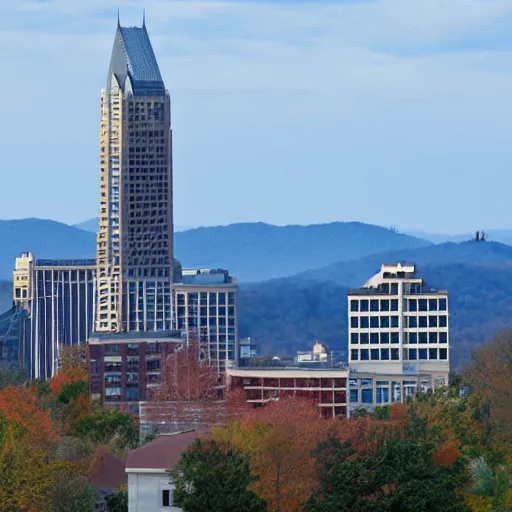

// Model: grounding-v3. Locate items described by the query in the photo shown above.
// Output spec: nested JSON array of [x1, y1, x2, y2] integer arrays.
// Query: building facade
[[13, 252, 96, 378], [96, 18, 174, 334], [347, 263, 449, 377]]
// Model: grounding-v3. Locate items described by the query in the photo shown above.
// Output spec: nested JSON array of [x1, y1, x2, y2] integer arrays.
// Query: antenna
[[142, 9, 146, 28], [117, 8, 121, 28]]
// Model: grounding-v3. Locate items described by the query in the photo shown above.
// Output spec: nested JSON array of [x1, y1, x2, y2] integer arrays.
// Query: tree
[[304, 432, 469, 512], [0, 365, 26, 390], [105, 486, 128, 512], [53, 475, 99, 512], [57, 380, 89, 404], [170, 438, 267, 512]]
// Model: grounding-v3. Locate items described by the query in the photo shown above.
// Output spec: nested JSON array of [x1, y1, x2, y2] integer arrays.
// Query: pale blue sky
[[1, 0, 512, 233]]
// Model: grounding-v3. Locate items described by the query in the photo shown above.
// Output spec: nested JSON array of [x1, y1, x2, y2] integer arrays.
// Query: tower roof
[[108, 21, 165, 97]]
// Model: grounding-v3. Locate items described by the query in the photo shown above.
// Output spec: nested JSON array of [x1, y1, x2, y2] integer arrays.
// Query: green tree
[[53, 475, 99, 512], [304, 434, 469, 512], [170, 438, 267, 512], [57, 380, 89, 404], [105, 487, 128, 512]]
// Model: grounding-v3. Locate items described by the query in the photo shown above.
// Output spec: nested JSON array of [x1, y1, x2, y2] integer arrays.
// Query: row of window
[[350, 347, 448, 361], [350, 315, 448, 330], [350, 297, 447, 313], [350, 332, 400, 344]]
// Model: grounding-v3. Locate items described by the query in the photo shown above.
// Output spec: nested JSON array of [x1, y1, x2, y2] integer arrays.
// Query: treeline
[[171, 330, 512, 512]]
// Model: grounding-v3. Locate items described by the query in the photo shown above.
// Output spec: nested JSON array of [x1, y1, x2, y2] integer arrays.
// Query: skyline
[[1, 0, 512, 232]]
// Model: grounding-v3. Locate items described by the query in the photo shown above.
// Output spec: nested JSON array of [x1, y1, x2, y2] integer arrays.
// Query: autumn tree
[[170, 438, 267, 512]]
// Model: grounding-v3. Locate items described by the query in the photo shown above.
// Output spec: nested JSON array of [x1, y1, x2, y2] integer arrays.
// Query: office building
[[13, 252, 96, 379], [96, 17, 174, 334]]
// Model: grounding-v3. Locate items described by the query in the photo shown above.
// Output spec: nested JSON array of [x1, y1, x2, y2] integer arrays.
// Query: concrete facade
[[126, 471, 179, 512]]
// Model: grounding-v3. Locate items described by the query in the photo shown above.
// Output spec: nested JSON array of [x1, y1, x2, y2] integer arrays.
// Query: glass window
[[370, 300, 379, 312], [390, 299, 399, 311], [360, 332, 369, 344], [392, 382, 401, 403], [376, 387, 390, 404], [418, 299, 427, 311], [419, 316, 428, 328], [429, 299, 438, 311], [391, 283, 399, 295], [370, 316, 379, 328], [391, 332, 399, 344], [380, 316, 390, 328], [162, 489, 172, 507], [349, 378, 358, 387], [360, 349, 369, 360], [370, 333, 379, 344], [350, 389, 359, 403], [350, 316, 359, 328], [439, 348, 448, 360], [391, 348, 399, 360], [362, 389, 373, 404], [371, 349, 379, 360], [350, 300, 359, 312], [419, 332, 428, 344], [351, 349, 359, 360], [429, 316, 437, 328], [429, 348, 438, 360], [408, 299, 417, 312], [380, 299, 389, 312], [408, 332, 417, 344], [408, 316, 417, 328], [391, 316, 399, 328], [408, 349, 417, 360], [360, 300, 369, 312], [350, 333, 359, 344], [380, 332, 389, 344], [360, 378, 373, 386], [439, 298, 447, 311], [429, 332, 438, 344], [381, 348, 390, 360], [439, 332, 448, 343], [360, 317, 369, 329], [439, 316, 447, 328], [419, 349, 428, 360]]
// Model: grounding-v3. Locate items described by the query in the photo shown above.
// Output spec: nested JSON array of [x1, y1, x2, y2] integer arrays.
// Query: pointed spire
[[117, 8, 121, 28], [142, 9, 146, 28]]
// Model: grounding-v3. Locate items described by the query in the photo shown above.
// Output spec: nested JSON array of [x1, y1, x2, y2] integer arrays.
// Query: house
[[125, 430, 197, 511]]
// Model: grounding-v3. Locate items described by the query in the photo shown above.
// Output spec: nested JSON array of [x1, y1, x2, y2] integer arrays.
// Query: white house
[[125, 430, 197, 512]]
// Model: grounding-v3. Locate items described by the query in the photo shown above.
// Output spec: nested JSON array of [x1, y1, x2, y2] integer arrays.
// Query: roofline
[[125, 468, 169, 474]]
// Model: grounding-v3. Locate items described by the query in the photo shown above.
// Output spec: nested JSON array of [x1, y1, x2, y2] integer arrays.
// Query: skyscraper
[[97, 16, 174, 334]]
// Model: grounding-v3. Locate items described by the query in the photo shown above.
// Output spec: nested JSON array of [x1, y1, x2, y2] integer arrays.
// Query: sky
[[1, 0, 512, 234]]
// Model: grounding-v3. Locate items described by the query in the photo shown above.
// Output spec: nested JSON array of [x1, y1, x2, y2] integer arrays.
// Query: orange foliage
[[0, 385, 58, 450], [433, 438, 462, 467], [390, 403, 406, 421], [49, 367, 88, 396]]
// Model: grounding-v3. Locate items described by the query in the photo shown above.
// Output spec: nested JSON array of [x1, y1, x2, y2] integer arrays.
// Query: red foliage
[[49, 367, 88, 396]]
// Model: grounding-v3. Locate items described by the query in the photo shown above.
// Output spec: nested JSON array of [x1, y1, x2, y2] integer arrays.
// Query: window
[[439, 298, 447, 311], [408, 299, 417, 312], [371, 349, 379, 360], [392, 382, 401, 402], [429, 316, 437, 328], [419, 316, 428, 328], [408, 316, 417, 328], [370, 300, 379, 312], [409, 348, 417, 360], [418, 299, 428, 311], [391, 283, 398, 295], [439, 348, 448, 360], [408, 332, 417, 344], [439, 315, 447, 328], [380, 316, 390, 328], [439, 332, 448, 343], [381, 348, 390, 360], [162, 489, 172, 507], [429, 332, 438, 344], [362, 389, 373, 404], [350, 333, 358, 344], [360, 300, 369, 312], [391, 316, 399, 328], [390, 332, 399, 344], [360, 317, 369, 329], [419, 349, 428, 360], [376, 387, 389, 404], [370, 316, 379, 328], [360, 349, 369, 360], [419, 332, 428, 344], [380, 299, 389, 312], [350, 389, 359, 403], [390, 299, 398, 311], [360, 332, 369, 344], [429, 299, 438, 311], [350, 316, 359, 328], [350, 300, 359, 312], [429, 348, 438, 360], [380, 332, 389, 344], [351, 349, 359, 361], [360, 378, 373, 386], [391, 348, 399, 360], [370, 333, 379, 344]]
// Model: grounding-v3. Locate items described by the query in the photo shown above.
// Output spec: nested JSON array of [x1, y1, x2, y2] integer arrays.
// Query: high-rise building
[[347, 263, 450, 398], [96, 17, 174, 334], [13, 252, 96, 378]]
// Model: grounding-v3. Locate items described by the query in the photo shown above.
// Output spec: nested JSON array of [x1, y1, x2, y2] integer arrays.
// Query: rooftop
[[35, 259, 96, 268], [125, 431, 197, 472], [90, 330, 186, 343]]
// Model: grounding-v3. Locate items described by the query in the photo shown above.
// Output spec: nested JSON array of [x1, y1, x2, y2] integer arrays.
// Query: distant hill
[[297, 240, 512, 288], [0, 219, 96, 280], [174, 222, 430, 282], [74, 217, 194, 234], [406, 229, 512, 246], [239, 260, 512, 368]]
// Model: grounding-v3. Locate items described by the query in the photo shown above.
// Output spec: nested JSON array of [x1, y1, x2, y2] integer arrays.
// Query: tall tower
[[96, 18, 174, 333]]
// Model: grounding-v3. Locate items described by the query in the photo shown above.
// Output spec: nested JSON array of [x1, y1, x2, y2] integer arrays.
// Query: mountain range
[[1, 217, 512, 367]]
